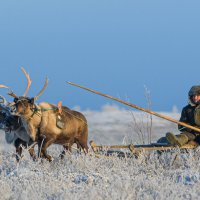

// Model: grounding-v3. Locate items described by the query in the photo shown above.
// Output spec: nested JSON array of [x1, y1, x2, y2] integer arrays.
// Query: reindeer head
[[8, 67, 48, 116], [11, 96, 35, 115]]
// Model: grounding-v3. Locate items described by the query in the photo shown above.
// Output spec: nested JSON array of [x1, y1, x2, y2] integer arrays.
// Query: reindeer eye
[[14, 98, 18, 103]]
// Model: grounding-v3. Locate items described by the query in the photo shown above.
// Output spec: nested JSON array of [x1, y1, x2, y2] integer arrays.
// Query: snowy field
[[1, 105, 200, 200]]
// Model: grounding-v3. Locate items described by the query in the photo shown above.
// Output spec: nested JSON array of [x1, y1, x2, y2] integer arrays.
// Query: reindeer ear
[[29, 98, 35, 104]]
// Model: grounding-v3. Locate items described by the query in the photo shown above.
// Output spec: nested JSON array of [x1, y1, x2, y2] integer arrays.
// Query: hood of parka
[[188, 85, 200, 106]]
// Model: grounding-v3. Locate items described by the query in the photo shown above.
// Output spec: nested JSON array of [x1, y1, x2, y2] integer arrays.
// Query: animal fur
[[14, 99, 88, 161]]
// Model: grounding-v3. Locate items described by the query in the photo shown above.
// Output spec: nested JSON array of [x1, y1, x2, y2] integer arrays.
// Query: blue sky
[[0, 0, 200, 111]]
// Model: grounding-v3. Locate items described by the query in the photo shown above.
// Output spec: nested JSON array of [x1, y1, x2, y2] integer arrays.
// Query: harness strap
[[33, 104, 57, 112], [30, 103, 88, 125]]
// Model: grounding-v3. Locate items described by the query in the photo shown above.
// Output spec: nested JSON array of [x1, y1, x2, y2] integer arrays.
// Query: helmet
[[188, 85, 200, 96]]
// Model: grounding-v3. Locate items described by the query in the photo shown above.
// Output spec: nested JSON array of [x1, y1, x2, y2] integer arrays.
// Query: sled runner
[[89, 140, 199, 158]]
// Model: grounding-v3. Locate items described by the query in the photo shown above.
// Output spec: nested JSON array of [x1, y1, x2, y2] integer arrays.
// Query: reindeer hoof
[[47, 155, 54, 162], [59, 154, 65, 160], [32, 156, 37, 162]]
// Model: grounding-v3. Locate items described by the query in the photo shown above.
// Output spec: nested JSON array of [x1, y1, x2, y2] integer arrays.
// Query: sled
[[89, 140, 199, 158]]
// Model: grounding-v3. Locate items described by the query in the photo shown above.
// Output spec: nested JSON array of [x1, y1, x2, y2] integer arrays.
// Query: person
[[166, 85, 200, 147]]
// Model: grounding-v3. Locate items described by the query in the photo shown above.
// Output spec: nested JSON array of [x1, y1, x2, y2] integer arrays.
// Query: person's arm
[[178, 107, 191, 132]]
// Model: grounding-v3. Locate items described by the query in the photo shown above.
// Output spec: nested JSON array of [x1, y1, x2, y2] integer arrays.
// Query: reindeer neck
[[21, 104, 42, 121]]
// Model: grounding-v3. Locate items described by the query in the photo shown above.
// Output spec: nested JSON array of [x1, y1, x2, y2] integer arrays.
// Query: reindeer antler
[[0, 85, 9, 89], [7, 91, 18, 98], [34, 77, 49, 101], [0, 85, 9, 105], [21, 67, 32, 96], [0, 95, 7, 105]]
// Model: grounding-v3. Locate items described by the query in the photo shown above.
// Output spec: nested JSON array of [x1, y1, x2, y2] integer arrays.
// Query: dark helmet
[[188, 85, 200, 97]]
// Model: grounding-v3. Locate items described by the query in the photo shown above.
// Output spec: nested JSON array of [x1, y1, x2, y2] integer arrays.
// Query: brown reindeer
[[9, 77, 88, 161]]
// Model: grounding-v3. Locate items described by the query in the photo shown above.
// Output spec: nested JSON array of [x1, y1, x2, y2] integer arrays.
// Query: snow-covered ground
[[0, 106, 199, 200]]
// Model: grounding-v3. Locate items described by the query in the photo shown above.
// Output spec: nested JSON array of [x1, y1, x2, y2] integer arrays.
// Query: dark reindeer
[[0, 81, 37, 161], [9, 77, 88, 161]]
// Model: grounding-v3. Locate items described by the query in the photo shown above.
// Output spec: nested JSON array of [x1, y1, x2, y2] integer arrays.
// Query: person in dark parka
[[166, 85, 200, 146]]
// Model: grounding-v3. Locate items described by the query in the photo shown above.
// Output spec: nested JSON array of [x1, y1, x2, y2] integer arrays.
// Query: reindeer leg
[[77, 140, 89, 154], [60, 142, 73, 159], [73, 141, 83, 154], [14, 138, 26, 162], [82, 144, 89, 154], [38, 137, 55, 162], [28, 140, 37, 161], [76, 142, 82, 153], [28, 147, 37, 161], [76, 128, 89, 154]]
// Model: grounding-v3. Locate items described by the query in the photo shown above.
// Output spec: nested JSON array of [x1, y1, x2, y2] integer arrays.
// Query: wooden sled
[[89, 140, 199, 158]]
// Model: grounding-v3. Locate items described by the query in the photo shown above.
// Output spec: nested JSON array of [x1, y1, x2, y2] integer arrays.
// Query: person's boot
[[166, 132, 189, 147]]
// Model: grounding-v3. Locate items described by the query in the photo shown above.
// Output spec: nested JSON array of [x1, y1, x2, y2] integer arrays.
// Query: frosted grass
[[0, 107, 199, 200]]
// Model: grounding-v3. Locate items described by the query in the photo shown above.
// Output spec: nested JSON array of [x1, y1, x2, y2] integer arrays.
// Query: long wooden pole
[[67, 81, 200, 133]]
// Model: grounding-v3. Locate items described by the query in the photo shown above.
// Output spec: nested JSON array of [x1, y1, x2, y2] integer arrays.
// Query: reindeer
[[0, 109, 37, 161], [9, 76, 88, 161], [0, 70, 37, 161]]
